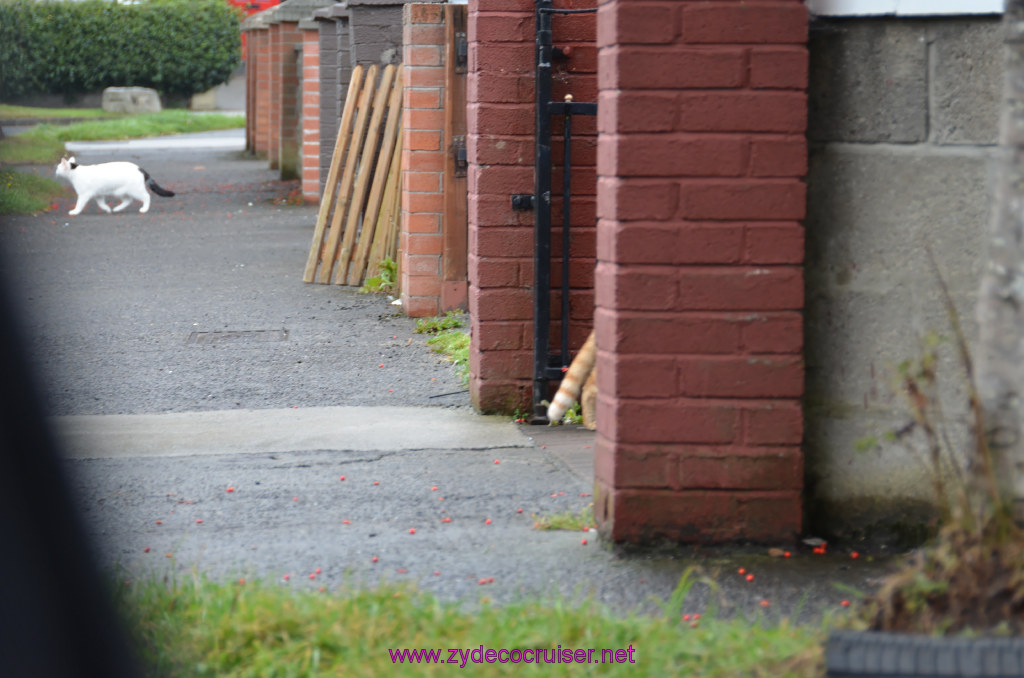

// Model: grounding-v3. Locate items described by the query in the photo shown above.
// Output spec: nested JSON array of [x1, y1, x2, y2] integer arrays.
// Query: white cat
[[54, 156, 175, 215]]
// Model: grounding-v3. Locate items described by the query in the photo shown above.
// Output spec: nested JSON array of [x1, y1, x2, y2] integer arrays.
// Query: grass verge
[[115, 573, 824, 677], [0, 104, 120, 121], [0, 167, 68, 216], [417, 311, 470, 386], [0, 109, 244, 164]]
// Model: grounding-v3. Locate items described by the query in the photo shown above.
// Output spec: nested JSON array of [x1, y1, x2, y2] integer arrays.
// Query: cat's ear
[[68, 157, 78, 169]]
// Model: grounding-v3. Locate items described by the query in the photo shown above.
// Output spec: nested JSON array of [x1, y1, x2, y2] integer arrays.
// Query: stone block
[[929, 17, 1002, 146], [808, 19, 927, 143], [102, 87, 162, 114]]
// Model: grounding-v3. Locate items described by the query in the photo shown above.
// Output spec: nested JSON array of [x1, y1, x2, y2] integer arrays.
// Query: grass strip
[[0, 167, 67, 216], [0, 104, 121, 121], [0, 110, 244, 165], [115, 573, 824, 677]]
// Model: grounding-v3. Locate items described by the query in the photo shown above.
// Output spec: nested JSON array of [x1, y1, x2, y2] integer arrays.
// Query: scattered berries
[[195, 519, 203, 524], [746, 574, 755, 582], [581, 539, 588, 546], [372, 556, 378, 563], [340, 476, 346, 481], [851, 551, 860, 559], [373, 481, 380, 486], [409, 528, 417, 534], [494, 460, 500, 464], [738, 568, 746, 575], [226, 487, 235, 493], [343, 519, 351, 525], [315, 568, 322, 574], [760, 600, 770, 607], [485, 519, 491, 525], [442, 517, 451, 523], [841, 600, 851, 607], [143, 547, 150, 553], [517, 508, 523, 513], [283, 574, 290, 581]]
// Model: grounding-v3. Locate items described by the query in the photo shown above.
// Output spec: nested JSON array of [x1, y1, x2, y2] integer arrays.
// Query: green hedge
[[0, 0, 241, 101]]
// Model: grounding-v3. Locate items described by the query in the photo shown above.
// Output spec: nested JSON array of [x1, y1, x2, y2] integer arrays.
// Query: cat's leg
[[68, 192, 91, 216], [112, 195, 132, 212], [96, 196, 113, 214], [132, 184, 152, 213]]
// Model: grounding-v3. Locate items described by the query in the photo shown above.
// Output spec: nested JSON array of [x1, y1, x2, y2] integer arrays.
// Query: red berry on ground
[[409, 528, 416, 534], [226, 487, 235, 493], [746, 574, 755, 582], [738, 568, 746, 575], [517, 508, 523, 513], [372, 556, 378, 563], [315, 568, 321, 574], [484, 519, 491, 525], [581, 539, 588, 546], [143, 547, 150, 553], [851, 551, 860, 559], [340, 476, 346, 481], [841, 600, 851, 607], [760, 600, 770, 607]]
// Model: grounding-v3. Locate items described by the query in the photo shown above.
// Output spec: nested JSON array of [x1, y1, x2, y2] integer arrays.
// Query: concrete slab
[[51, 406, 531, 459]]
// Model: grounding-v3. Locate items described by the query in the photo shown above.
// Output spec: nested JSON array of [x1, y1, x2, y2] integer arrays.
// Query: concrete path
[[52, 406, 529, 459]]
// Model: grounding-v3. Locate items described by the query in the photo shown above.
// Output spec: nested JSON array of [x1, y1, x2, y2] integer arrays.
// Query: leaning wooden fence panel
[[304, 63, 404, 288]]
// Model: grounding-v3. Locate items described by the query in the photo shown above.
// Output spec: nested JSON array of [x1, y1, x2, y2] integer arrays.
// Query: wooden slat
[[347, 65, 404, 286], [367, 117, 403, 280], [443, 4, 468, 287], [333, 64, 396, 285], [303, 64, 365, 283], [316, 64, 378, 285]]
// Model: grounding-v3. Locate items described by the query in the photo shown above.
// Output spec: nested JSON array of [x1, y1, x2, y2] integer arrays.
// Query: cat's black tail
[[140, 169, 175, 197]]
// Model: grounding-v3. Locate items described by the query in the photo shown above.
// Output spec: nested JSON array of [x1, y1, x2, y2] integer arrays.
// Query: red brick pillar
[[593, 0, 808, 543], [401, 3, 447, 318], [466, 0, 597, 413], [268, 21, 283, 170], [300, 23, 321, 203], [253, 27, 271, 158]]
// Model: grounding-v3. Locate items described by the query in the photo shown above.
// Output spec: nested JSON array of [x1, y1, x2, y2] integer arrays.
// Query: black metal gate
[[514, 0, 598, 422]]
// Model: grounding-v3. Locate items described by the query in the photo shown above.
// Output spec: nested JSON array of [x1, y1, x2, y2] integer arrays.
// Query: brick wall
[[467, 0, 598, 413], [300, 22, 321, 203], [593, 0, 808, 544], [252, 27, 272, 157]]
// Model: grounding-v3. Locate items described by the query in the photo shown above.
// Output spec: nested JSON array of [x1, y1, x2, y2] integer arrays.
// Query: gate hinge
[[451, 135, 467, 177], [511, 194, 535, 211], [455, 31, 468, 71]]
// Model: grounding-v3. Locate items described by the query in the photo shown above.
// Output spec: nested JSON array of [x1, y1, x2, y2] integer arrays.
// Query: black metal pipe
[[531, 0, 554, 422], [561, 95, 572, 368]]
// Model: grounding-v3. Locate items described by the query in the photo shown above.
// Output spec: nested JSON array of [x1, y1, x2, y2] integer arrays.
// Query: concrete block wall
[[300, 21, 321, 203], [593, 0, 809, 544], [347, 0, 408, 66], [467, 0, 598, 414], [803, 15, 1000, 540], [314, 6, 351, 197], [273, 20, 304, 179]]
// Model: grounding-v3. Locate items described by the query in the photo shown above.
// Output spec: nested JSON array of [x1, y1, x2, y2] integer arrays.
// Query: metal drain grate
[[186, 329, 289, 346]]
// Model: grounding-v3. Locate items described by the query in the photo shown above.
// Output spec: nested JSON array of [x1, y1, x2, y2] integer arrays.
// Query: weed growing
[[414, 310, 465, 335], [856, 254, 1024, 634], [533, 504, 594, 532], [114, 572, 824, 677], [359, 257, 397, 295]]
